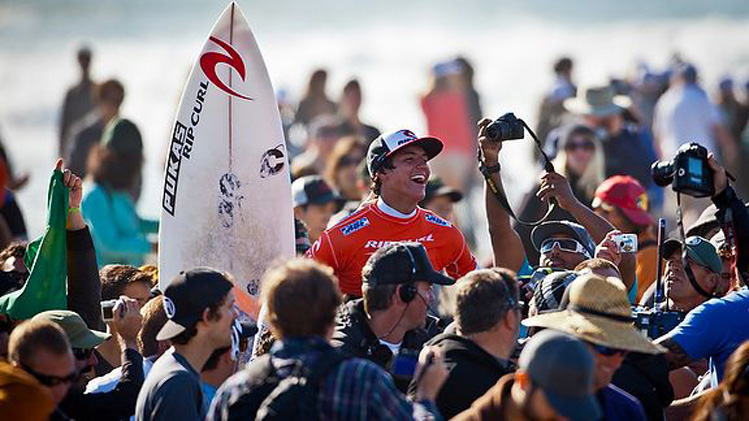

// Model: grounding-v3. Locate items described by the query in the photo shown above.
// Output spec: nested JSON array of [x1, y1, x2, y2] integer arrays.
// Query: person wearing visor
[[332, 242, 454, 392], [136, 268, 236, 421], [308, 129, 477, 298]]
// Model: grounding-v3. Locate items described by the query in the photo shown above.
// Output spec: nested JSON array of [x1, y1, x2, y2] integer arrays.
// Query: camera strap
[[480, 120, 557, 227], [676, 193, 720, 299]]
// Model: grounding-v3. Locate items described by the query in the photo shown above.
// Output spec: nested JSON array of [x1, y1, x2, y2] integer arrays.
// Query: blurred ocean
[[1, 0, 749, 240]]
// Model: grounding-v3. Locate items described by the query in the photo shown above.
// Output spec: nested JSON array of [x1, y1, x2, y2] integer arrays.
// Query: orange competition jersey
[[306, 201, 477, 296]]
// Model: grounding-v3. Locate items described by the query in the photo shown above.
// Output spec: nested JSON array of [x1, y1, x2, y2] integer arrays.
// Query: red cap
[[593, 176, 653, 226]]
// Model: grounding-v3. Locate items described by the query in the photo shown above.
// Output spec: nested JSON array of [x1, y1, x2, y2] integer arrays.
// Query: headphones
[[398, 245, 418, 303]]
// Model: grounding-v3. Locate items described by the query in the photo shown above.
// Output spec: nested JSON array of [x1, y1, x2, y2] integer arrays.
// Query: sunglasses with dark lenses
[[19, 362, 78, 387], [590, 343, 628, 357], [565, 140, 595, 152], [72, 348, 94, 361], [540, 238, 589, 256]]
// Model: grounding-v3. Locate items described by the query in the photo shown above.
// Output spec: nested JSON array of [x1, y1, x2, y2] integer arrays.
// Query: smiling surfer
[[307, 129, 478, 298]]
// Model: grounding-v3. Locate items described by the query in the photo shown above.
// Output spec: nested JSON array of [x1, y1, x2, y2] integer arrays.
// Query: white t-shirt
[[653, 84, 720, 157], [378, 339, 402, 355]]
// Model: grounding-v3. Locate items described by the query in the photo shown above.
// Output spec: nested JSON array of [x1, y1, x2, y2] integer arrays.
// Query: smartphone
[[612, 233, 638, 253], [100, 299, 119, 322]]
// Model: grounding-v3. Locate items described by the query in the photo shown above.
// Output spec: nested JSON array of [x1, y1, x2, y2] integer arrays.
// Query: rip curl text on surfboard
[[163, 80, 209, 216]]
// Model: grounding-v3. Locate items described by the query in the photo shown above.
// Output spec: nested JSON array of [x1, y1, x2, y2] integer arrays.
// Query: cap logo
[[636, 193, 648, 211], [164, 297, 176, 319], [687, 237, 701, 246]]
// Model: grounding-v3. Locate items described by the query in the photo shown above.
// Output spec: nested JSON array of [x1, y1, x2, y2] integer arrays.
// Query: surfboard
[[158, 2, 294, 319]]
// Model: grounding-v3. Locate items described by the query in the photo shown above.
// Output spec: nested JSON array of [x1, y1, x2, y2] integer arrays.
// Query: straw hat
[[523, 274, 664, 354]]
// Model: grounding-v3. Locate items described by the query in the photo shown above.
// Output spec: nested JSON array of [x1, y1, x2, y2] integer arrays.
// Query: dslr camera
[[485, 113, 525, 142], [651, 142, 714, 198], [632, 307, 685, 340]]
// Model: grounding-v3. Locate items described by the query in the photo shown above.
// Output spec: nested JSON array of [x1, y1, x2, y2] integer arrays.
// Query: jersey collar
[[376, 197, 417, 219]]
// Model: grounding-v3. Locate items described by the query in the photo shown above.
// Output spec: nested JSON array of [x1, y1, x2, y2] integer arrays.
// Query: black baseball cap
[[363, 242, 455, 286], [367, 129, 443, 177], [157, 268, 234, 341], [419, 177, 463, 206], [291, 175, 343, 208]]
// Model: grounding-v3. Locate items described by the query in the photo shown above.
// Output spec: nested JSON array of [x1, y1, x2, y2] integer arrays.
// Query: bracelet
[[68, 207, 81, 214], [479, 161, 501, 176]]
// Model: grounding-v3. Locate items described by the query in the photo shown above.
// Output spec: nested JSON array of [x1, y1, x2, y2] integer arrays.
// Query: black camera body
[[485, 113, 525, 142], [632, 307, 685, 340], [651, 142, 714, 198]]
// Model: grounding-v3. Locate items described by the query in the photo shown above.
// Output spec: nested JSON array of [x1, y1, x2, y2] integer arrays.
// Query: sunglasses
[[72, 348, 94, 361], [540, 238, 590, 257], [589, 343, 628, 357], [19, 362, 78, 387], [565, 140, 595, 152]]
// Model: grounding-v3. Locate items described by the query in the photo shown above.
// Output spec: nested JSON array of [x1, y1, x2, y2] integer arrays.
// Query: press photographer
[[651, 145, 749, 418]]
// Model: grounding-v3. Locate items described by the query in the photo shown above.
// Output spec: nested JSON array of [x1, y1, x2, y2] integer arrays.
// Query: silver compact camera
[[612, 234, 638, 253]]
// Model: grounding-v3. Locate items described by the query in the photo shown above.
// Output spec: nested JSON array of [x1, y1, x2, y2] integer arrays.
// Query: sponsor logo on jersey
[[364, 234, 434, 249], [425, 213, 451, 227], [341, 217, 370, 236]]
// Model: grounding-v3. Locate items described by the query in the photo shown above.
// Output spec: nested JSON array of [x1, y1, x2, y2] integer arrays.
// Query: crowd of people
[[0, 45, 748, 420]]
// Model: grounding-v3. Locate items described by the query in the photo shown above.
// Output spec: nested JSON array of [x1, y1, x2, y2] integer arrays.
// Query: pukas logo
[[200, 36, 254, 101]]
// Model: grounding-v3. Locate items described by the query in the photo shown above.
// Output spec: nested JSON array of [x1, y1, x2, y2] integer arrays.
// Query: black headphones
[[398, 245, 418, 303]]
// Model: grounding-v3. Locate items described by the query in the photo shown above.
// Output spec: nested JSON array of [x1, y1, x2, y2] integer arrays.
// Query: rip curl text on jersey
[[306, 202, 477, 296]]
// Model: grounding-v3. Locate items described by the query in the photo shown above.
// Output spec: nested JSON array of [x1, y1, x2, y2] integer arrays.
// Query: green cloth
[[0, 169, 68, 319]]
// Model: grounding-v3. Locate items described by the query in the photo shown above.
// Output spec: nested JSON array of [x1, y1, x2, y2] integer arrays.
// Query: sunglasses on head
[[540, 238, 590, 257], [589, 342, 628, 357], [19, 362, 78, 387], [72, 348, 94, 361], [565, 140, 595, 152]]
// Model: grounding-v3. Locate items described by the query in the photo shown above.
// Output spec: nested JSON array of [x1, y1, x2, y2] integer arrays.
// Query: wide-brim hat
[[565, 85, 632, 117], [523, 274, 664, 354]]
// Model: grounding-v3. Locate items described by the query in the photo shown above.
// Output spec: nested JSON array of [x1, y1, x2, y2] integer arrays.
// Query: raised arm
[[478, 118, 525, 271]]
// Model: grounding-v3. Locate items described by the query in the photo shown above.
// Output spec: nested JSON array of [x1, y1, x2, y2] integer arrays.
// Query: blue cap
[[520, 330, 601, 421]]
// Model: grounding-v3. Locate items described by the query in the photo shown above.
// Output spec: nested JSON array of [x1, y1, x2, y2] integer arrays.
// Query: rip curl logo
[[164, 297, 176, 319], [200, 36, 254, 101]]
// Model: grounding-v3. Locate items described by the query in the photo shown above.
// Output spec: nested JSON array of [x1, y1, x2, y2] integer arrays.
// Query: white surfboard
[[158, 2, 294, 319]]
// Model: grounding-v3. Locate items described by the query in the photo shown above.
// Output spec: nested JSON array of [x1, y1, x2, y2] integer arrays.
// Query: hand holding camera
[[107, 296, 143, 350], [536, 171, 578, 211], [595, 230, 625, 266], [477, 118, 503, 167]]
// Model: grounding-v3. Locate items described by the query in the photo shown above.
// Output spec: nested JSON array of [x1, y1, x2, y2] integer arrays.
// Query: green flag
[[0, 169, 68, 319]]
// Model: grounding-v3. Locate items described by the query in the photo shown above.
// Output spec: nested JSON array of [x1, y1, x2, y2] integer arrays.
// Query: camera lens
[[651, 160, 675, 187]]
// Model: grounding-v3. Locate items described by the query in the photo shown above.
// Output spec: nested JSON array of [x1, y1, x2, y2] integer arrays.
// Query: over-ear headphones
[[398, 245, 418, 303]]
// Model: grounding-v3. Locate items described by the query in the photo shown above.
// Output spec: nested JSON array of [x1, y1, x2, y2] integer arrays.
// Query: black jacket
[[60, 348, 144, 421], [409, 333, 514, 419], [611, 352, 673, 421], [330, 299, 441, 392], [713, 186, 749, 284]]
